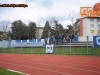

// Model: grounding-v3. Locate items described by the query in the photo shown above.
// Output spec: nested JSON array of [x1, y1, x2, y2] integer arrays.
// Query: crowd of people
[[49, 33, 74, 44]]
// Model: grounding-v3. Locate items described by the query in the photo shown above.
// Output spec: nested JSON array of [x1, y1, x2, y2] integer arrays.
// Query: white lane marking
[[0, 58, 100, 73], [0, 58, 100, 69], [1, 59, 100, 74], [7, 69, 29, 75], [0, 55, 100, 66], [0, 62, 71, 75]]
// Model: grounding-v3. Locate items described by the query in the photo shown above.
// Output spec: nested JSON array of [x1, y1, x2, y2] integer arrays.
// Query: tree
[[41, 21, 51, 38], [68, 11, 80, 25], [57, 24, 65, 34], [48, 17, 56, 26], [0, 20, 10, 32], [68, 11, 80, 35], [11, 20, 28, 40], [50, 20, 65, 35], [29, 22, 36, 39], [0, 31, 3, 40], [66, 25, 74, 34], [0, 20, 10, 40]]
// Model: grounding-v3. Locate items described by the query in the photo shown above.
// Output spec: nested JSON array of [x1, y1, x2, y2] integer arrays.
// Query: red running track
[[0, 54, 100, 75]]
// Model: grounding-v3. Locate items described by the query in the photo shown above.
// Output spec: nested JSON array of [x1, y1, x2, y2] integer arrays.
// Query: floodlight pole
[[4, 40, 5, 52], [48, 30, 51, 44], [3, 32, 6, 52], [87, 36, 88, 54]]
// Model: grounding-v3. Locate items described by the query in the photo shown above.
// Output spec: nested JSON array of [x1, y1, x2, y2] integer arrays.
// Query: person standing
[[68, 34, 71, 42], [65, 34, 68, 42], [71, 33, 74, 42], [52, 35, 56, 44]]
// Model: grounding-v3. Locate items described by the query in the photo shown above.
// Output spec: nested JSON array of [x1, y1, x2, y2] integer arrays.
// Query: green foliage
[[0, 68, 25, 75], [11, 20, 36, 40], [11, 20, 27, 40], [66, 25, 74, 34], [41, 21, 50, 38], [29, 22, 36, 39], [50, 20, 65, 35], [41, 20, 66, 38], [0, 47, 100, 56], [0, 31, 3, 35]]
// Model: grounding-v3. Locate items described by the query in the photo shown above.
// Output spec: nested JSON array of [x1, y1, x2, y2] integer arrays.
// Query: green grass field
[[0, 47, 100, 56], [0, 68, 25, 75]]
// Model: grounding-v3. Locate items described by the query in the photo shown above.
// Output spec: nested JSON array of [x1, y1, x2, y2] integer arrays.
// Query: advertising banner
[[46, 44, 54, 53], [93, 36, 100, 47]]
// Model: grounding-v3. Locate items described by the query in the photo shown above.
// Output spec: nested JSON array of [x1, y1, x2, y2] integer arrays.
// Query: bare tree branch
[[0, 20, 10, 32], [48, 17, 56, 26], [68, 10, 80, 25]]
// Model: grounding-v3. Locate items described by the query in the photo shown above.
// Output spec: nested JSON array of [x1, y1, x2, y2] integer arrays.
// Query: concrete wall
[[78, 36, 93, 42]]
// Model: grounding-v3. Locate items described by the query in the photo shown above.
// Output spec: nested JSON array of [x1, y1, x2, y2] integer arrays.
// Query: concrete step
[[61, 41, 92, 43], [59, 43, 92, 45], [54, 44, 92, 47], [50, 41, 93, 47]]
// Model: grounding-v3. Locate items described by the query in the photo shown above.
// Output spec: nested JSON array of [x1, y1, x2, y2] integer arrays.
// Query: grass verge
[[0, 68, 25, 75], [0, 47, 100, 56]]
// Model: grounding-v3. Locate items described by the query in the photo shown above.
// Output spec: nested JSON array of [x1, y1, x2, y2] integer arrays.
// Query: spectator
[[49, 37, 52, 44], [55, 34, 58, 45], [61, 34, 65, 43], [65, 34, 68, 42], [57, 34, 60, 44], [71, 33, 74, 42], [52, 35, 56, 44], [68, 34, 71, 42]]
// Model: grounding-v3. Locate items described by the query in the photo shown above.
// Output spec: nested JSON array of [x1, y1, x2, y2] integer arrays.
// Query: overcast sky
[[0, 0, 100, 28]]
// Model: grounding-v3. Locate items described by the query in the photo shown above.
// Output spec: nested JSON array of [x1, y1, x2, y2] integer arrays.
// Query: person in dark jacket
[[71, 33, 74, 42]]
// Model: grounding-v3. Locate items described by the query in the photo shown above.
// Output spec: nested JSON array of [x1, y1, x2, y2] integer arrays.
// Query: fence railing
[[0, 36, 100, 55]]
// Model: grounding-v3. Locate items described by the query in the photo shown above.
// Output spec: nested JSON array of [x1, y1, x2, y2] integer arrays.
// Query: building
[[36, 27, 44, 39], [74, 17, 100, 37], [75, 2, 100, 37], [0, 32, 8, 40]]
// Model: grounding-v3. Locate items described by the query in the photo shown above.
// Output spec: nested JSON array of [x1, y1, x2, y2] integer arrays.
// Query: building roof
[[74, 17, 100, 26], [93, 3, 100, 11]]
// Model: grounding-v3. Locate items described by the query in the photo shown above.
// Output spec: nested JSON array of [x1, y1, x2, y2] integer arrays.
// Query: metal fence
[[0, 38, 100, 55]]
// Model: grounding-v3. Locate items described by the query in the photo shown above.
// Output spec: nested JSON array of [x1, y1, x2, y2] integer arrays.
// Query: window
[[90, 30, 94, 34], [90, 19, 94, 22], [97, 18, 100, 22], [97, 24, 100, 29], [90, 24, 94, 28], [98, 30, 100, 34]]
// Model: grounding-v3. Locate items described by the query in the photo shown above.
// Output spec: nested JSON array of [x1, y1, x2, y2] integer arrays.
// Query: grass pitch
[[0, 47, 100, 56]]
